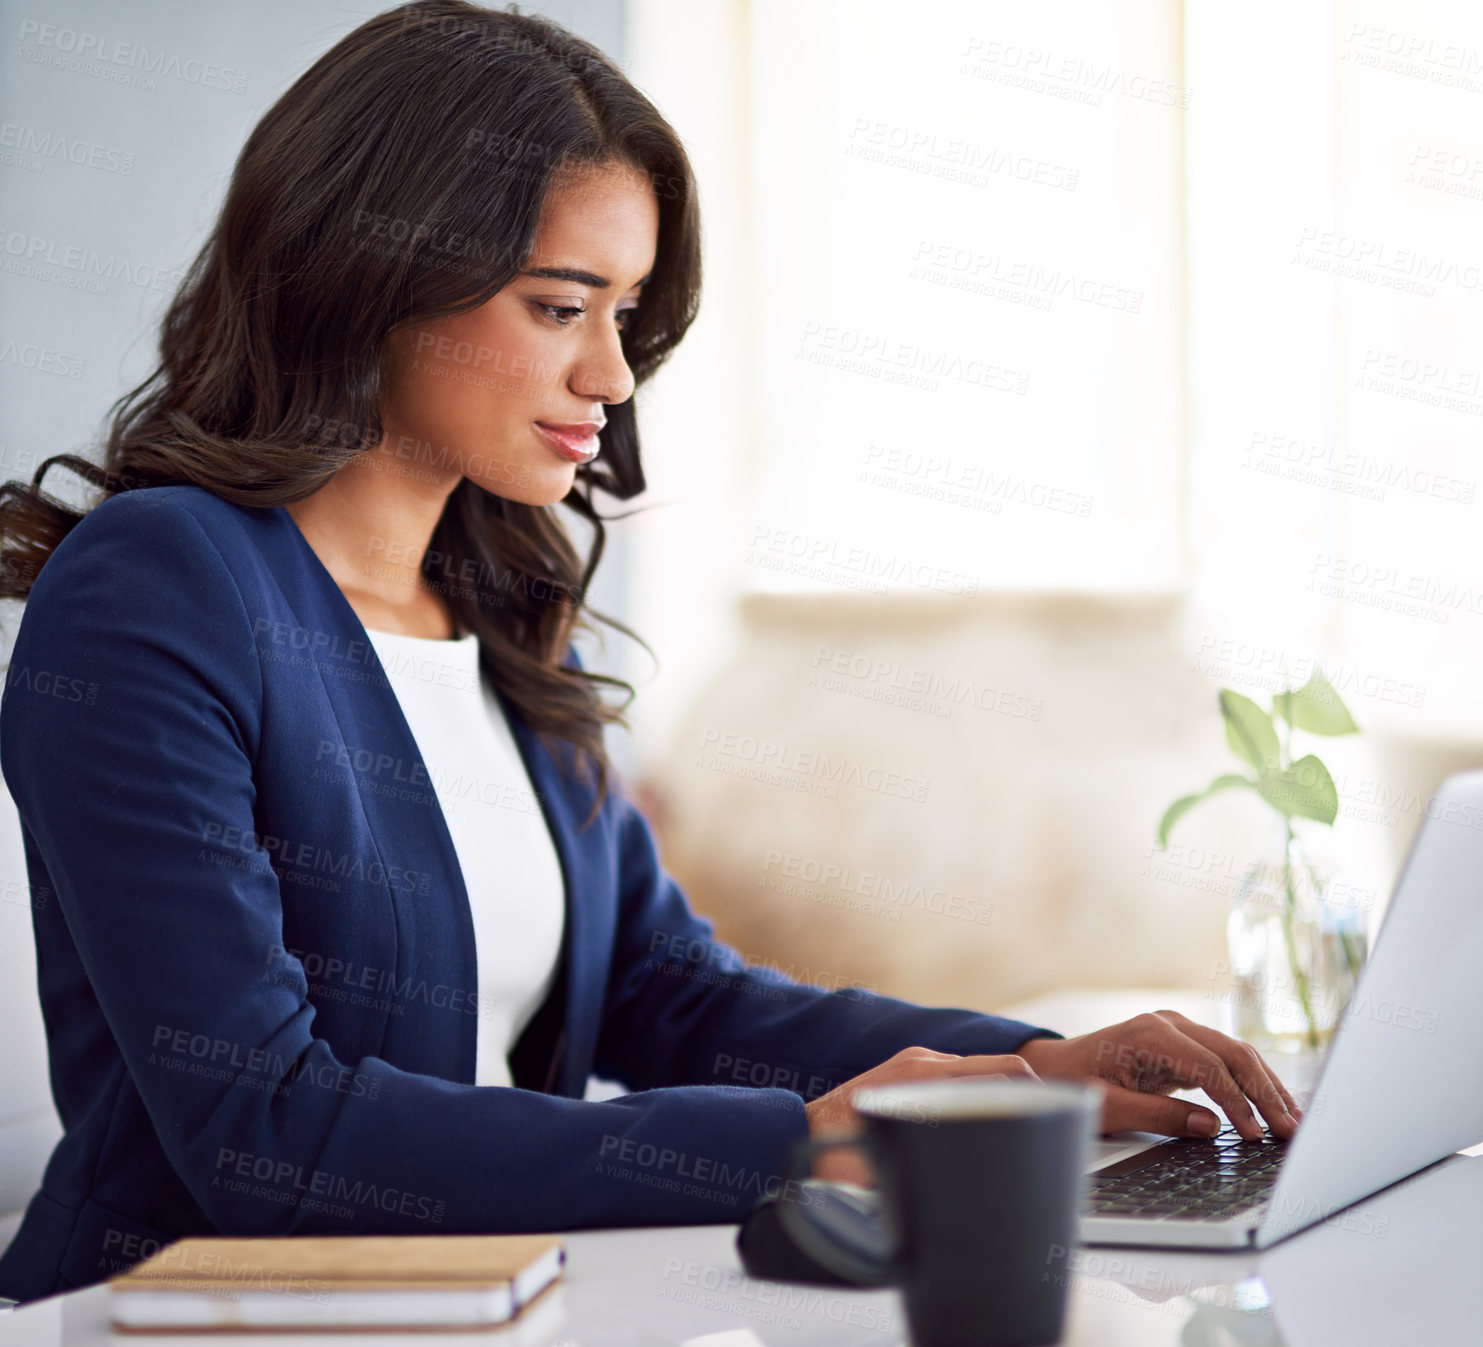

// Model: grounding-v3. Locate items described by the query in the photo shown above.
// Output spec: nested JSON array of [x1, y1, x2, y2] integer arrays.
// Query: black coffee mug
[[781, 1078, 1099, 1347]]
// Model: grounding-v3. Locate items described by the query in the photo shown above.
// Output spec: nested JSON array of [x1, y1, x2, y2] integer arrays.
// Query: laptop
[[1080, 767, 1483, 1249]]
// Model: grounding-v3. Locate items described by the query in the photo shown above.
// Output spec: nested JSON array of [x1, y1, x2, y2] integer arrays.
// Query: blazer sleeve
[[582, 658, 1063, 1100], [0, 494, 821, 1234]]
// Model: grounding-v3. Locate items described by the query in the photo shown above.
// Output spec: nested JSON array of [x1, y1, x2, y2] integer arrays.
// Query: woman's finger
[[1130, 1028, 1266, 1139], [1099, 1083, 1222, 1138], [1169, 1018, 1301, 1138], [1157, 1010, 1301, 1118]]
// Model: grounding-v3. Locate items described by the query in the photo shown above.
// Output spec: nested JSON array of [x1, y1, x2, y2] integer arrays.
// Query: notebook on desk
[[108, 1233, 565, 1333]]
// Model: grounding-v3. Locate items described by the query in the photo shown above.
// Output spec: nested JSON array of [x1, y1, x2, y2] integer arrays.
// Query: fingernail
[[1188, 1112, 1219, 1136]]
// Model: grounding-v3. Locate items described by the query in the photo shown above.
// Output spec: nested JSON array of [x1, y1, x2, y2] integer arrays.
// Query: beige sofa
[[640, 591, 1385, 1018]]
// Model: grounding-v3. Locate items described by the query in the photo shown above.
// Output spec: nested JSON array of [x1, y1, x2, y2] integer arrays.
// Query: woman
[[0, 0, 1298, 1304]]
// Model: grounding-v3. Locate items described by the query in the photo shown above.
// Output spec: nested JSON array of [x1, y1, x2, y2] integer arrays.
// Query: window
[[741, 0, 1188, 596]]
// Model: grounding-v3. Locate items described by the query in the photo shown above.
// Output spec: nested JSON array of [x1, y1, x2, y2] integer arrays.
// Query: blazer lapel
[[495, 685, 614, 1097], [259, 505, 478, 1081]]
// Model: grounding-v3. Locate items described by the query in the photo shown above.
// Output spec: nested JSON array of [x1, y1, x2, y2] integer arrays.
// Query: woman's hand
[[803, 1046, 1040, 1185], [1015, 1009, 1302, 1141]]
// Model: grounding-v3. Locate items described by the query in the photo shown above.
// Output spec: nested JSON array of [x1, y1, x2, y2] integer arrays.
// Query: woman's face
[[378, 160, 659, 506]]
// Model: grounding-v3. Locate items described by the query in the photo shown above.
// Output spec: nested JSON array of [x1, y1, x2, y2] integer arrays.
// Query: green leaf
[[1255, 754, 1338, 824], [1156, 773, 1256, 848], [1220, 690, 1281, 774], [1273, 671, 1360, 736]]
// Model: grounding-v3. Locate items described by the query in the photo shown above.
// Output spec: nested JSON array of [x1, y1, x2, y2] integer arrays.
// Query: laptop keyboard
[[1086, 1124, 1289, 1222]]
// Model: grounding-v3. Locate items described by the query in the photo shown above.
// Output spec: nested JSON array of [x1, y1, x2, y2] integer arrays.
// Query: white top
[[364, 626, 565, 1088]]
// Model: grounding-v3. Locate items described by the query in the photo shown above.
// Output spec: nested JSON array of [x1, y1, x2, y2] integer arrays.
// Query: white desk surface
[[3, 1158, 1479, 1347], [2, 989, 1475, 1345]]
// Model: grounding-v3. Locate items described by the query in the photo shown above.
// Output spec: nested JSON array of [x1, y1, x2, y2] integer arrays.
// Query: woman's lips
[[534, 422, 601, 464]]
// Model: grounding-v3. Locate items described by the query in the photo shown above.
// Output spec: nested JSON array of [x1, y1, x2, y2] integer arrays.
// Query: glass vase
[[1225, 821, 1368, 1053]]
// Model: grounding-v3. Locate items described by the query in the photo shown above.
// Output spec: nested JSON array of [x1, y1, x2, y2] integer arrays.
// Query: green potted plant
[[1156, 669, 1368, 1052]]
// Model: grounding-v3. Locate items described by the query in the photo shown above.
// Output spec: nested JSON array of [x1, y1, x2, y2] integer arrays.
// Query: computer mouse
[[735, 1179, 893, 1287]]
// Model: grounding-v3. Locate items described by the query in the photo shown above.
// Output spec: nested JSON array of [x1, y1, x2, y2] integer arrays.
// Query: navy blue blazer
[[0, 484, 1057, 1302]]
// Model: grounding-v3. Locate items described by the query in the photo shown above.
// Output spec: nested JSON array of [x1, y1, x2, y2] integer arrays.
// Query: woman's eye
[[537, 303, 585, 325], [536, 301, 636, 331]]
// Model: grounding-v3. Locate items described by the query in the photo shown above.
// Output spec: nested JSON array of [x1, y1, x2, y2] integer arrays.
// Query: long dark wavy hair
[[0, 0, 700, 828]]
